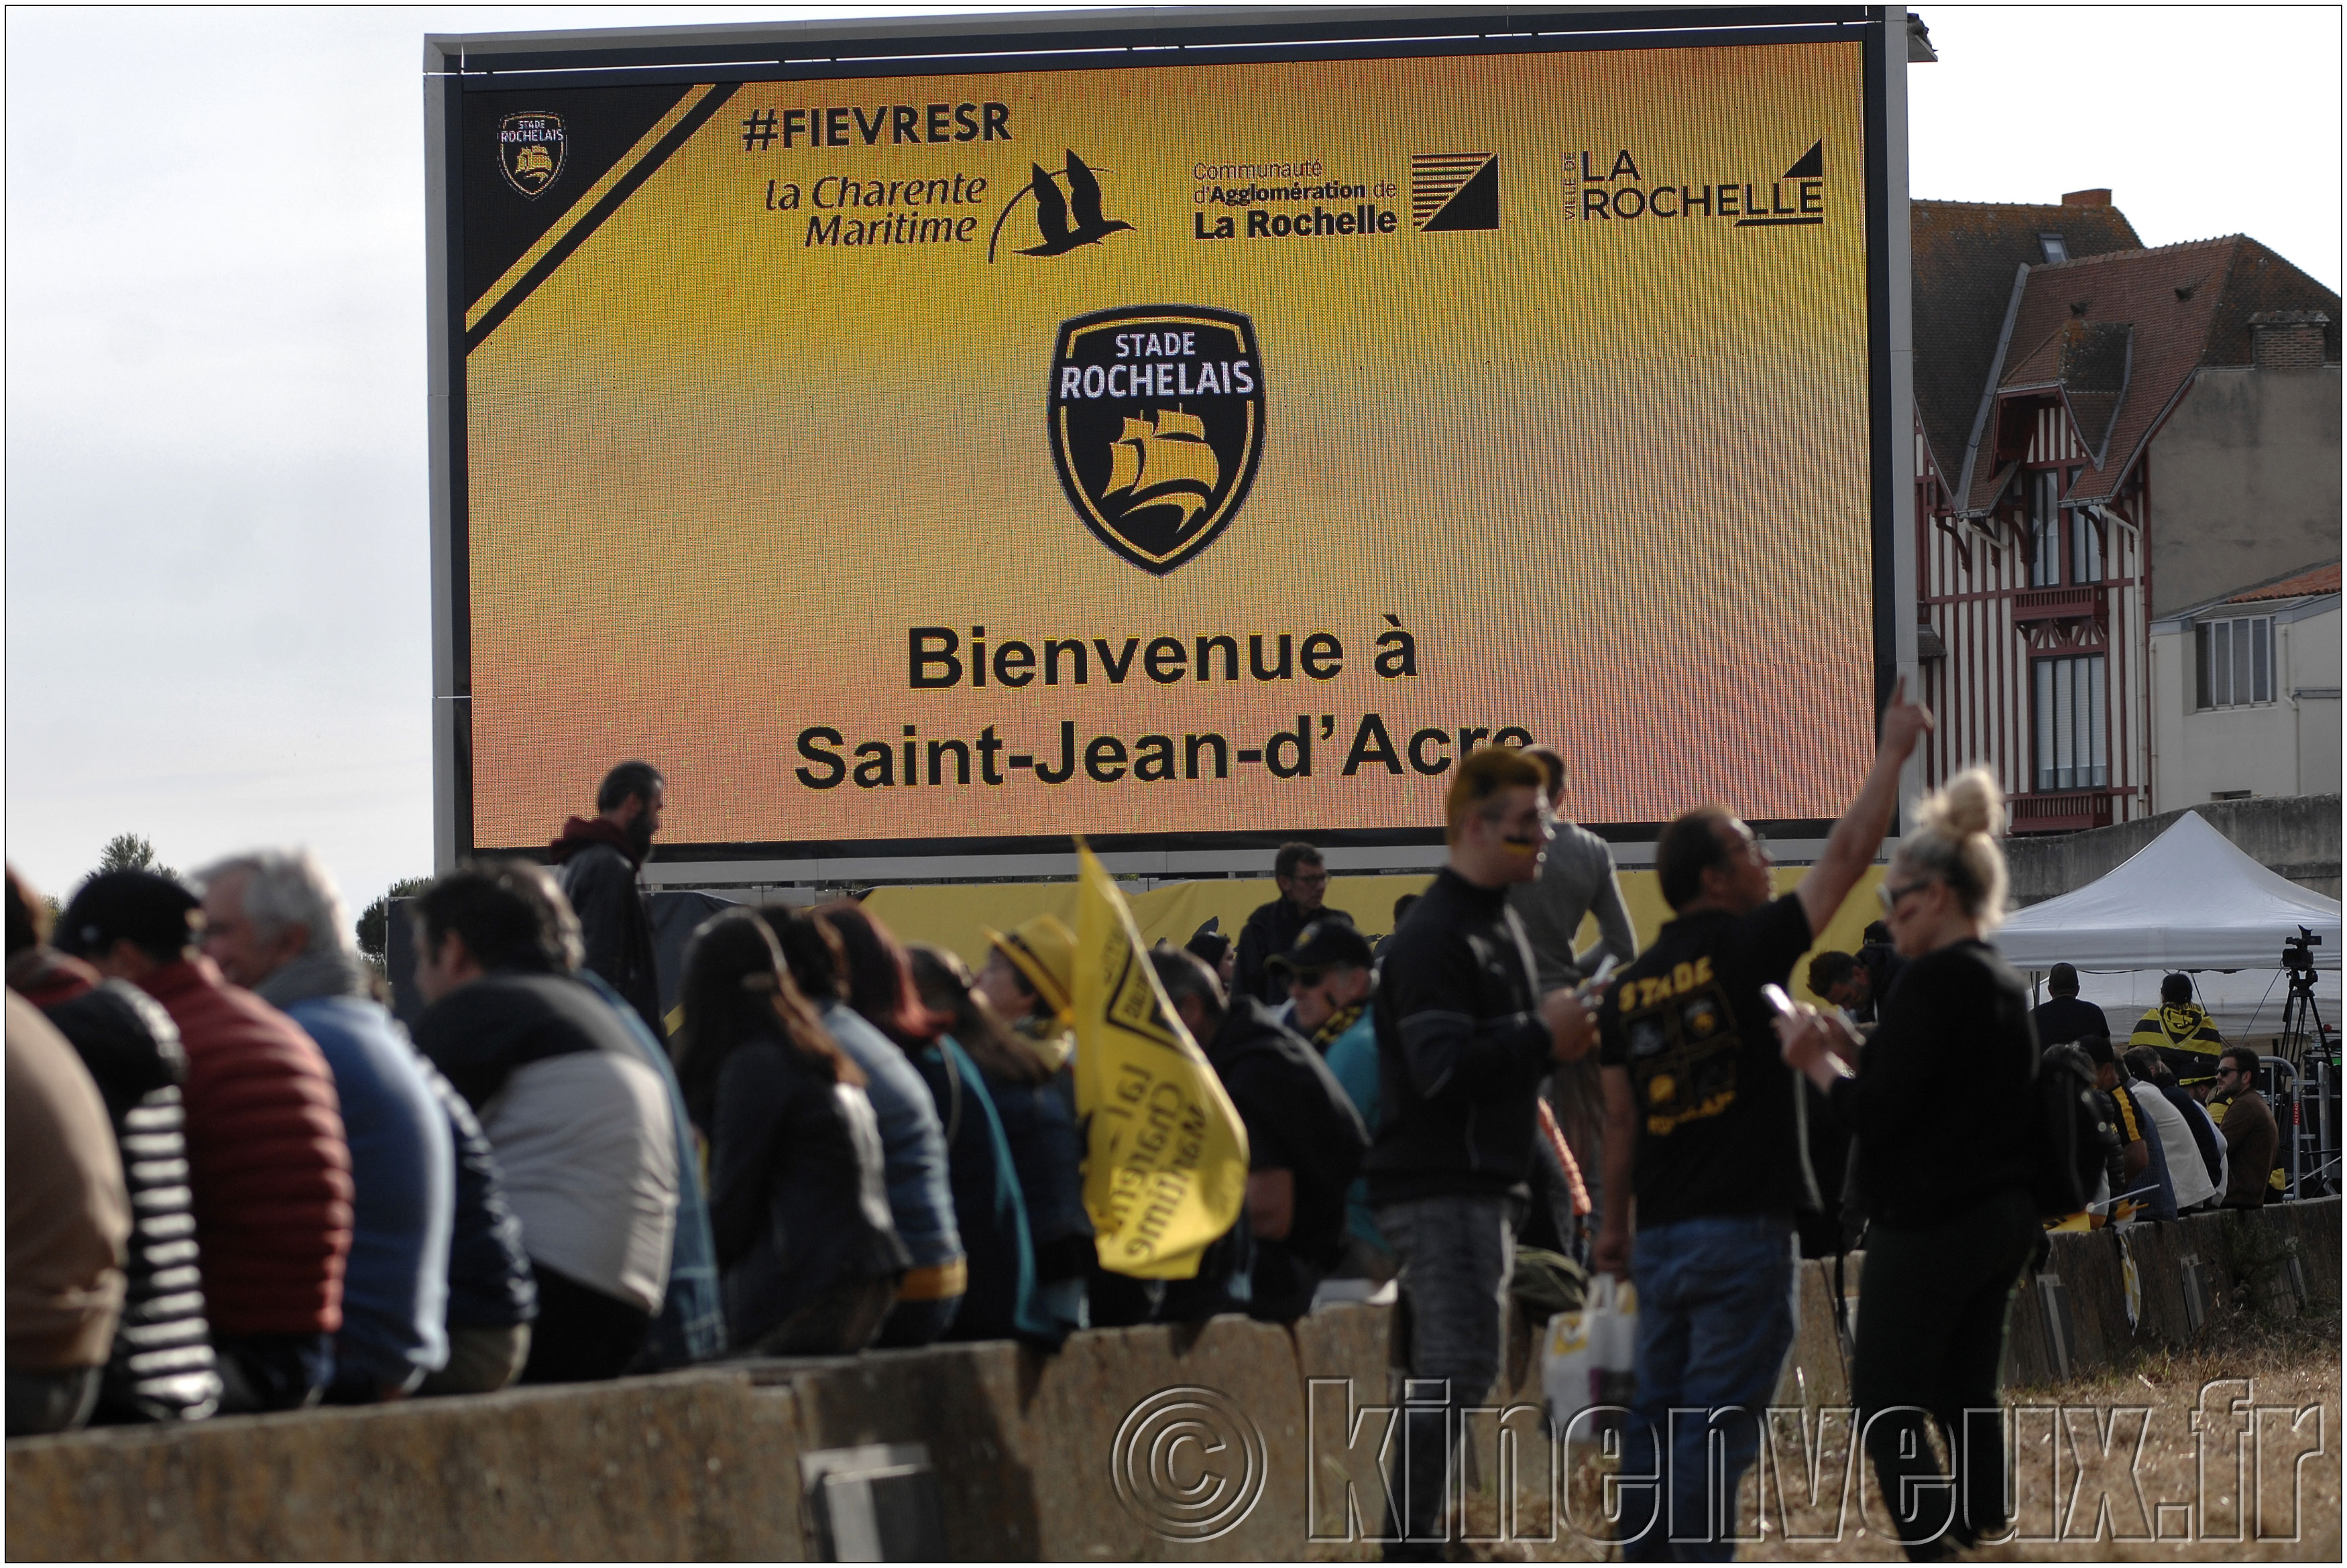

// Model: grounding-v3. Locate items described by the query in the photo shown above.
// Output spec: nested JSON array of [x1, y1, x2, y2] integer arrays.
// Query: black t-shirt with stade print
[[1597, 892, 1821, 1229]]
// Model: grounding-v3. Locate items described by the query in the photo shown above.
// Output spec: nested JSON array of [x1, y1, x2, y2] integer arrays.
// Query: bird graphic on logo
[[986, 150, 1133, 261]]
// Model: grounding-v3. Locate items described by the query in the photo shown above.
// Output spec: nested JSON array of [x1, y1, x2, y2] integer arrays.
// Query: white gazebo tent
[[1994, 810, 2341, 1038]]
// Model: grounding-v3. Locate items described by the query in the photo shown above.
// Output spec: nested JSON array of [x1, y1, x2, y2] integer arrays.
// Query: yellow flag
[[1072, 839, 1251, 1279]]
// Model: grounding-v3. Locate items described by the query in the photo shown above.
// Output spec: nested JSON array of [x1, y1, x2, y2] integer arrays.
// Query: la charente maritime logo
[[1049, 306, 1265, 576], [988, 150, 1133, 261], [498, 113, 567, 199]]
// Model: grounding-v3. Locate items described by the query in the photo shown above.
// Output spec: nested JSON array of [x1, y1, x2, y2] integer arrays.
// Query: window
[[2039, 233, 2069, 264], [2029, 471, 2062, 586], [2028, 470, 2098, 586], [2034, 655, 2108, 792], [2196, 616, 2273, 708], [2069, 505, 2102, 582]]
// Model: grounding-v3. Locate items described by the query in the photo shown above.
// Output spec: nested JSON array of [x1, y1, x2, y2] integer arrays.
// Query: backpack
[[2029, 1042, 2109, 1219]]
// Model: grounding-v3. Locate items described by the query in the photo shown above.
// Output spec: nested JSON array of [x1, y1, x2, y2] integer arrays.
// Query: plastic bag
[[1542, 1272, 1638, 1439]]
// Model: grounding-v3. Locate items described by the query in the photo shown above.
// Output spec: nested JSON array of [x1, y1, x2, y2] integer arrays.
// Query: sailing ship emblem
[[1048, 306, 1266, 575], [1106, 410, 1219, 530], [497, 112, 567, 199]]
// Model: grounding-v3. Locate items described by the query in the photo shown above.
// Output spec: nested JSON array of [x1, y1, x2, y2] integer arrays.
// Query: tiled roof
[[1910, 200, 2144, 481], [1962, 235, 2343, 511], [2229, 562, 2341, 603]]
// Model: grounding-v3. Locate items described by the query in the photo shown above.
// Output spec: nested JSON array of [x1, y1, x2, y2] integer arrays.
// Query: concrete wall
[[5, 1313, 1362, 1563], [2148, 365, 2341, 619], [5, 1370, 812, 1562], [2000, 1199, 2343, 1389], [12, 1199, 2336, 1562], [2007, 792, 2343, 904], [2151, 601, 2342, 813]]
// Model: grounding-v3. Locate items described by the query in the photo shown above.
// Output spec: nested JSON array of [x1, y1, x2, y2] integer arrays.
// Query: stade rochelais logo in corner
[[1049, 307, 1265, 575], [497, 113, 567, 198]]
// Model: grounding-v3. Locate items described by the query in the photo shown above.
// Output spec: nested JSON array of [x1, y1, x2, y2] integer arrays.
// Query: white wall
[[2151, 598, 2342, 808]]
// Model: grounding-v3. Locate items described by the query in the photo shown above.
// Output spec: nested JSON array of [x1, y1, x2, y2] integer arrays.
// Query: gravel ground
[[1444, 1315, 2341, 1563]]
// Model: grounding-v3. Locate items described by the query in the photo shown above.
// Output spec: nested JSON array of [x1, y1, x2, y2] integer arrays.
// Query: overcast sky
[[7, 5, 2340, 922]]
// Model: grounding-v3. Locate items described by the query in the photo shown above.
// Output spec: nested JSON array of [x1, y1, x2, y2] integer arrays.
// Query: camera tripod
[[2276, 928, 2338, 1199]]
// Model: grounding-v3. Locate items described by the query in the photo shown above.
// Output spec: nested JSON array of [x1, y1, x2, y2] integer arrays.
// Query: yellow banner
[[1070, 841, 1250, 1278]]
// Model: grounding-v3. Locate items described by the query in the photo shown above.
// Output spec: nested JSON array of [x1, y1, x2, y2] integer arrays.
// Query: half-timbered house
[[1910, 194, 2340, 831]]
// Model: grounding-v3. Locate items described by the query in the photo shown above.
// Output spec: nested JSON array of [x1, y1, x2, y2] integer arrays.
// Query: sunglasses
[[1877, 878, 1931, 914]]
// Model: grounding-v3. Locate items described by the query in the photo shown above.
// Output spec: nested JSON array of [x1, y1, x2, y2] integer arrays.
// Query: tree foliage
[[96, 832, 178, 884], [356, 877, 435, 960]]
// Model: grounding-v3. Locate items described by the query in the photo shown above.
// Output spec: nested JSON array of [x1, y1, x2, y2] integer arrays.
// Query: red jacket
[[140, 958, 353, 1336]]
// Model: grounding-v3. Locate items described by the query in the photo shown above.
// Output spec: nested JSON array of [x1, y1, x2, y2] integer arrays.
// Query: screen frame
[[426, 3, 1910, 875]]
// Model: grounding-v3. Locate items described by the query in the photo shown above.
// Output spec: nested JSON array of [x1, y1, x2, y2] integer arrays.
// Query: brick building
[[1908, 192, 2342, 831]]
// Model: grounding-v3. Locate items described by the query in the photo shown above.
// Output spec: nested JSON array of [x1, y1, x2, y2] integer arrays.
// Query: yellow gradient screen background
[[463, 40, 1874, 849]]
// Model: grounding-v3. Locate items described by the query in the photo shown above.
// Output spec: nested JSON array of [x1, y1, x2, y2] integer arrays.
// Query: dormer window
[[2039, 233, 2069, 264], [2028, 467, 2097, 585]]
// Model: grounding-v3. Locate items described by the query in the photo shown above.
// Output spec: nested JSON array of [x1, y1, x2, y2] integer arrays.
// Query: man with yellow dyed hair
[[1364, 746, 1599, 1554], [2130, 973, 2226, 1090]]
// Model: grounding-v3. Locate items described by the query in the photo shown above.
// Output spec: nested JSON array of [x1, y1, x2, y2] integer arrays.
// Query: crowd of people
[[3, 761, 1387, 1433], [4, 731, 2302, 1564]]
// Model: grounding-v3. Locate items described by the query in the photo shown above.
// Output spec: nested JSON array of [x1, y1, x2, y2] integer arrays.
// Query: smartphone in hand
[[1576, 955, 1619, 1001]]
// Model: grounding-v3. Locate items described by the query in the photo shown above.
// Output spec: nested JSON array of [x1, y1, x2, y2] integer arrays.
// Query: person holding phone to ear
[[1592, 678, 1931, 1563], [1772, 766, 2039, 1561]]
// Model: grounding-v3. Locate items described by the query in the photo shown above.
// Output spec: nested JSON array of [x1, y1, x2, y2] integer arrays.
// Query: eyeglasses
[[1877, 878, 1931, 914]]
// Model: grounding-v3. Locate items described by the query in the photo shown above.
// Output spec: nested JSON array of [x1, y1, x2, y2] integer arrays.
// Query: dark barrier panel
[[745, 1315, 1311, 1561]]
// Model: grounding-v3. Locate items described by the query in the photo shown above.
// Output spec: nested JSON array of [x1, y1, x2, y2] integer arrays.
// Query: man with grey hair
[[196, 850, 459, 1401]]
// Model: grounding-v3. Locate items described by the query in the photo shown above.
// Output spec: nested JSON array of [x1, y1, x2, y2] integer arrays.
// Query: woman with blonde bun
[[1774, 767, 2039, 1561]]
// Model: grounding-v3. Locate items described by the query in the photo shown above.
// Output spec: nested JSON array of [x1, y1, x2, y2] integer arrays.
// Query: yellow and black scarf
[[2129, 1002, 2224, 1083], [1310, 1000, 1368, 1052]]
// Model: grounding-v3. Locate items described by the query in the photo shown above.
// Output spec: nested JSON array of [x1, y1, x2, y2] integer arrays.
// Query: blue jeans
[[213, 1332, 336, 1414], [1376, 1194, 1515, 1551], [1620, 1213, 1798, 1563], [874, 1292, 962, 1349]]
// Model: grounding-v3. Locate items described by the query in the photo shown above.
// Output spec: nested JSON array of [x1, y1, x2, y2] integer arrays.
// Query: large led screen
[[445, 19, 1885, 855]]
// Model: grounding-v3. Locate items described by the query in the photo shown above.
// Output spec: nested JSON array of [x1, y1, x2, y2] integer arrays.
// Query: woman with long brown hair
[[756, 905, 964, 1349], [674, 911, 906, 1357]]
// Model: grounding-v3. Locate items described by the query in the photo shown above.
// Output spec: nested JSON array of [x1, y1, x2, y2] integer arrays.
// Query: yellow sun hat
[[982, 913, 1076, 1021]]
